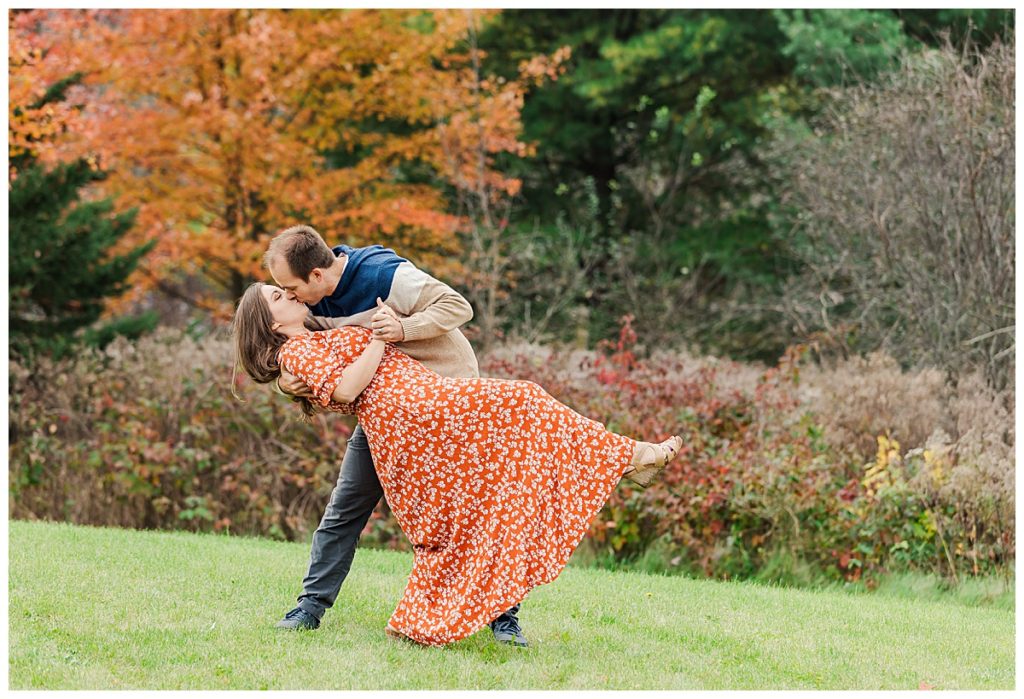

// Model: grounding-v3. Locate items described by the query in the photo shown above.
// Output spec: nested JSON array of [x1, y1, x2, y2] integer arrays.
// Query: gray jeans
[[295, 424, 382, 619]]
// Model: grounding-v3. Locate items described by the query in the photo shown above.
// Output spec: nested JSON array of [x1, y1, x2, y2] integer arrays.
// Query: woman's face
[[260, 283, 309, 328]]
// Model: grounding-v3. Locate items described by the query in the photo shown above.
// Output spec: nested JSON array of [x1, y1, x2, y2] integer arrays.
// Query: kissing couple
[[233, 224, 682, 647]]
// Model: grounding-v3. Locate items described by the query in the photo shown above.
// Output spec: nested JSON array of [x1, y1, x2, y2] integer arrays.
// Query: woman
[[234, 282, 682, 646]]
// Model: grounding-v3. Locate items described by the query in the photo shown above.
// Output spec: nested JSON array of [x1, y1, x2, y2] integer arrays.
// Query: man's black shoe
[[489, 604, 528, 647], [275, 607, 320, 630]]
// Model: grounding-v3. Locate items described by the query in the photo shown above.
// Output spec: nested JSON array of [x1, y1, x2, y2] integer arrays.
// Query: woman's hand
[[278, 369, 313, 399]]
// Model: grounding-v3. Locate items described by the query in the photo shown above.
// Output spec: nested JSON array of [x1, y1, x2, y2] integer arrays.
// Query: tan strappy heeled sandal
[[624, 435, 682, 488]]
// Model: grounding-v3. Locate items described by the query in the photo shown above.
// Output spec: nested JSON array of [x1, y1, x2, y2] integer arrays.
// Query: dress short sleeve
[[278, 327, 373, 408]]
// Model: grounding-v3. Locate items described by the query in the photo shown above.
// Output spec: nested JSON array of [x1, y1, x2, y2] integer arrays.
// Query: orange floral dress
[[278, 326, 637, 646]]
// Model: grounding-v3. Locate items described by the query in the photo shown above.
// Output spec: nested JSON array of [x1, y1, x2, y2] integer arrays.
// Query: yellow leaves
[[917, 508, 937, 539], [923, 448, 947, 486], [876, 433, 900, 467], [919, 444, 952, 487], [864, 431, 956, 500], [862, 433, 899, 495], [861, 463, 888, 494], [902, 429, 954, 488]]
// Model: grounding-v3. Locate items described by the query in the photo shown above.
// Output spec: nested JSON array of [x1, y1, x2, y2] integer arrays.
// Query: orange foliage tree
[[8, 10, 93, 176], [12, 9, 555, 316]]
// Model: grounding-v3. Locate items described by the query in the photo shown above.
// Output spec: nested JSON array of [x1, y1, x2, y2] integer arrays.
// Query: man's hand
[[371, 297, 405, 342], [279, 369, 314, 399]]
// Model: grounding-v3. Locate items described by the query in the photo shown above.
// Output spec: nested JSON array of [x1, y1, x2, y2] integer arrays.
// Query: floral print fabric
[[279, 326, 637, 646]]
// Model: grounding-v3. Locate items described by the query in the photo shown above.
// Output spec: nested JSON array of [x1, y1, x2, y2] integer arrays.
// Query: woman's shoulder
[[278, 333, 312, 365]]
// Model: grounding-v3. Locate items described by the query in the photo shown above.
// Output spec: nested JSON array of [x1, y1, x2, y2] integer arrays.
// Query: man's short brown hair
[[264, 225, 337, 281]]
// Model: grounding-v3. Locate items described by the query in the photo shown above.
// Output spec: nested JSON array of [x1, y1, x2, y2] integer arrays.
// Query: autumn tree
[[13, 9, 548, 319]]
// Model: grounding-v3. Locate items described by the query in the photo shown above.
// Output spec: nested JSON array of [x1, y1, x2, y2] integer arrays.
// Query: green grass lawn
[[8, 520, 1015, 690]]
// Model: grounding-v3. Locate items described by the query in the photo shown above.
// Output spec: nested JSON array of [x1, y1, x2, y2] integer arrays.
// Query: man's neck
[[320, 253, 348, 296]]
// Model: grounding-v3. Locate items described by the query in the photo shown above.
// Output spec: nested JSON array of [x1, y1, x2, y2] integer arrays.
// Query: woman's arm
[[330, 337, 387, 405]]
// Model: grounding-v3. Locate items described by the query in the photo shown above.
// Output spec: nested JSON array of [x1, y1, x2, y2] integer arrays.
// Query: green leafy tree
[[480, 10, 802, 355], [772, 9, 911, 87]]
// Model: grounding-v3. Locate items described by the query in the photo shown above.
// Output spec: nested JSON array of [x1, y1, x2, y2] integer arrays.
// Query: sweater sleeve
[[383, 262, 474, 342]]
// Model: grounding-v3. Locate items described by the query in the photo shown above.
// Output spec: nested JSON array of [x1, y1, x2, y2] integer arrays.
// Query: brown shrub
[[776, 37, 1015, 389], [799, 351, 955, 458], [9, 328, 352, 540]]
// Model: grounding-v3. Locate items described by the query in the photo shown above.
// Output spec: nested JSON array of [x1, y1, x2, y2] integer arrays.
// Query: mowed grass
[[8, 520, 1014, 690]]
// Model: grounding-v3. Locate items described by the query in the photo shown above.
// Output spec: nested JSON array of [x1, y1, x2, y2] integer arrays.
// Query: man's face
[[268, 257, 324, 306]]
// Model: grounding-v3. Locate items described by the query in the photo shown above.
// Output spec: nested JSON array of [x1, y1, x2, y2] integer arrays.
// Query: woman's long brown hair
[[231, 282, 319, 418]]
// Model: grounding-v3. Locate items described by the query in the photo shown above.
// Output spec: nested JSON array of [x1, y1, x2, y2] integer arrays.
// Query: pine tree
[[9, 159, 156, 357]]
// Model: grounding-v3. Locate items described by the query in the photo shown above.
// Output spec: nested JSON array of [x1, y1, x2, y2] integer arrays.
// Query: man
[[264, 224, 528, 647]]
